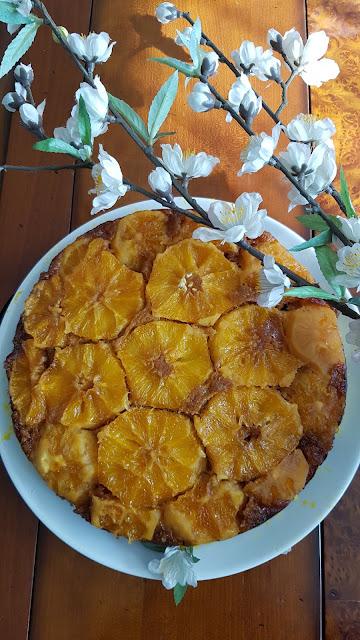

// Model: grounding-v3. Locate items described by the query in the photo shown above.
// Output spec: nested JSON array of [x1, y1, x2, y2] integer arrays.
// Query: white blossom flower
[[160, 143, 219, 181], [4, 0, 32, 33], [332, 216, 360, 249], [284, 113, 336, 144], [148, 547, 197, 590], [332, 243, 360, 291], [231, 41, 270, 75], [282, 29, 339, 87], [75, 75, 108, 134], [345, 320, 360, 366], [67, 32, 116, 63], [238, 123, 281, 176], [254, 54, 282, 83], [286, 141, 337, 211], [193, 192, 267, 244], [201, 52, 219, 79], [187, 82, 216, 113], [148, 166, 173, 200], [267, 28, 283, 54], [2, 82, 26, 112], [257, 255, 291, 307], [19, 98, 45, 129], [155, 2, 178, 24], [278, 141, 312, 176], [89, 144, 128, 216], [14, 62, 34, 86], [54, 113, 82, 148], [226, 74, 262, 123], [174, 26, 193, 46]]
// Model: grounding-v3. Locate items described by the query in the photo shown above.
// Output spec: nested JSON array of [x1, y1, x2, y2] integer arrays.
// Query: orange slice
[[8, 339, 47, 426], [91, 494, 160, 542], [36, 342, 128, 428], [98, 408, 206, 508], [210, 306, 301, 387], [23, 275, 66, 348], [146, 239, 243, 325], [164, 474, 245, 545], [194, 387, 302, 481], [116, 320, 213, 410], [244, 449, 309, 506]]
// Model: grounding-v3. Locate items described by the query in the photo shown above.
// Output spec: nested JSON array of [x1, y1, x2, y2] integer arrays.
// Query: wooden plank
[[30, 2, 320, 640], [306, 2, 360, 637], [29, 527, 320, 640], [0, 3, 92, 640]]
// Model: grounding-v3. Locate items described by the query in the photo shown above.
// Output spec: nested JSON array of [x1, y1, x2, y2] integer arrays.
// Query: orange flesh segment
[[244, 450, 309, 506], [24, 275, 67, 348], [91, 494, 160, 542], [8, 339, 47, 426]]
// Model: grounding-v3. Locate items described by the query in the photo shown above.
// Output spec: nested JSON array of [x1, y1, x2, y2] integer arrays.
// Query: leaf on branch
[[33, 138, 82, 159], [174, 583, 187, 606], [315, 245, 346, 297], [78, 95, 92, 148], [340, 166, 357, 219], [107, 93, 149, 143], [148, 56, 196, 78], [141, 542, 167, 552], [147, 71, 179, 143], [0, 3, 33, 25], [295, 214, 341, 233], [348, 297, 360, 307], [290, 229, 332, 251], [189, 17, 201, 68], [283, 286, 339, 301], [153, 131, 177, 142], [0, 20, 40, 79]]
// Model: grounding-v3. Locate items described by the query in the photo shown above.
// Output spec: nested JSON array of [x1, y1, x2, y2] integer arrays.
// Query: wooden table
[[1, 1, 359, 638]]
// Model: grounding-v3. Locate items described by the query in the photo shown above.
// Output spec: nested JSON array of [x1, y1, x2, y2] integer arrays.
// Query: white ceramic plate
[[1, 197, 359, 581]]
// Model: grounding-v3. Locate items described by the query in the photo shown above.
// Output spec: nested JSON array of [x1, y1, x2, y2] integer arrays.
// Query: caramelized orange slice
[[210, 306, 301, 387], [244, 450, 309, 506], [98, 408, 206, 508], [116, 321, 213, 410], [91, 494, 160, 542], [62, 248, 144, 341], [146, 239, 243, 326], [8, 339, 47, 426], [194, 387, 302, 481], [34, 422, 98, 506], [284, 303, 345, 375], [24, 275, 66, 348], [36, 342, 128, 428], [57, 237, 108, 279], [164, 474, 245, 545]]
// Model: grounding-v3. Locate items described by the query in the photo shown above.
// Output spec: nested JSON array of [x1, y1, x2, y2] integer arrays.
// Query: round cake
[[5, 210, 346, 546]]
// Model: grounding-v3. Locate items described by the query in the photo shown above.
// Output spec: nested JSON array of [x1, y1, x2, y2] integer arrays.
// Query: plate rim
[[1, 196, 359, 581]]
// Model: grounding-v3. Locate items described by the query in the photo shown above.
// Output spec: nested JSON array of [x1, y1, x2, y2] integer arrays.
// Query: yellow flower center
[[183, 148, 196, 160], [220, 204, 244, 226], [94, 170, 103, 195], [298, 113, 317, 125], [343, 247, 360, 273]]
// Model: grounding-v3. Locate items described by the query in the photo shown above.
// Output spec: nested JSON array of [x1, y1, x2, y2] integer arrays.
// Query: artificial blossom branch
[[1, 162, 92, 172]]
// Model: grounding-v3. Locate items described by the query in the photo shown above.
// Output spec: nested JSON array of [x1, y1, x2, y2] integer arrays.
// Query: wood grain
[[0, 2, 92, 639], [29, 2, 320, 639], [307, 1, 360, 636], [29, 526, 320, 640]]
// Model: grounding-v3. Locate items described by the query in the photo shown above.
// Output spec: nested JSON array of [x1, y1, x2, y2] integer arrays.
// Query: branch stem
[[1, 162, 92, 172]]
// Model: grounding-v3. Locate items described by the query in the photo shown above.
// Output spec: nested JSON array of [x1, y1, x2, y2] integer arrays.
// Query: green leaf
[[33, 138, 82, 159], [291, 229, 332, 251], [189, 17, 201, 67], [148, 57, 196, 78], [107, 93, 148, 143], [0, 3, 33, 25], [78, 96, 92, 148], [153, 131, 177, 142], [141, 542, 167, 553], [174, 583, 187, 606], [0, 21, 40, 79], [283, 286, 339, 301], [147, 71, 179, 143], [340, 166, 357, 218], [348, 297, 360, 306], [295, 214, 341, 233], [315, 245, 345, 297]]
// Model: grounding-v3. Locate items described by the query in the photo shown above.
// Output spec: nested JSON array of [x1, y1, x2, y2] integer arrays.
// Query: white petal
[[67, 33, 86, 58], [300, 58, 340, 87], [192, 227, 227, 242], [302, 31, 329, 65]]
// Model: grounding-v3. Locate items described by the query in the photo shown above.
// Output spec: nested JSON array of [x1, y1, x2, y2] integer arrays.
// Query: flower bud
[[155, 2, 179, 24], [267, 29, 283, 53], [2, 90, 26, 112], [187, 82, 216, 113], [14, 63, 34, 86], [239, 90, 262, 125], [200, 52, 219, 79], [20, 99, 46, 129], [52, 26, 69, 44], [148, 167, 173, 201], [255, 55, 282, 83]]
